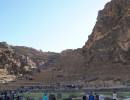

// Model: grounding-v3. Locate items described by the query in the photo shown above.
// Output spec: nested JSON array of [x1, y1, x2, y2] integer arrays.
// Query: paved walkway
[[72, 97, 82, 100], [124, 99, 130, 100]]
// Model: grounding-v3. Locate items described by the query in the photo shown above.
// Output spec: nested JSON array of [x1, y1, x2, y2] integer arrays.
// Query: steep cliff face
[[83, 0, 130, 65]]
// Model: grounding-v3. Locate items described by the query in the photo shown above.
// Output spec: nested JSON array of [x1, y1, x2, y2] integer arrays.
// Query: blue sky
[[0, 0, 111, 52]]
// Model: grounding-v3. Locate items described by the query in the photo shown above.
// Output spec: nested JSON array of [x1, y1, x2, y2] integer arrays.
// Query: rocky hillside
[[0, 48, 87, 90], [0, 42, 59, 83], [38, 0, 130, 84], [35, 49, 86, 84], [2, 0, 130, 88], [83, 0, 130, 82]]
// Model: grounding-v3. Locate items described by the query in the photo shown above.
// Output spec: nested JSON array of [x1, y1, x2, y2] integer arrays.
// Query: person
[[89, 92, 94, 100], [83, 95, 86, 100], [53, 95, 56, 100], [10, 91, 14, 100], [95, 93, 99, 100], [16, 96, 20, 100], [57, 93, 62, 100], [99, 94, 104, 100], [26, 96, 31, 100], [86, 93, 89, 100], [43, 93, 48, 100], [3, 94, 9, 100], [49, 94, 56, 100], [0, 92, 4, 100], [112, 91, 117, 100], [0, 96, 2, 100], [0, 93, 3, 100]]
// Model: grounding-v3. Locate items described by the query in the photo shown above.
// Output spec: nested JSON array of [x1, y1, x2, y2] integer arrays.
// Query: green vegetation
[[18, 92, 84, 99], [14, 92, 130, 99], [23, 93, 44, 99], [98, 92, 112, 96]]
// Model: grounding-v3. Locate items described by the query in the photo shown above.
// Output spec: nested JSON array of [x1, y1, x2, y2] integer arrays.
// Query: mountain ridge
[[1, 0, 130, 89]]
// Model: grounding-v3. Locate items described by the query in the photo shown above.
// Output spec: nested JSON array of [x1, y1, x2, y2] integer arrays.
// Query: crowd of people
[[82, 92, 104, 100], [26, 93, 56, 100], [0, 90, 117, 100], [82, 91, 117, 100]]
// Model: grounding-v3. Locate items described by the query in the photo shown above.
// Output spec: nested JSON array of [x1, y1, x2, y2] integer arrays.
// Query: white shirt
[[113, 93, 117, 99], [86, 94, 89, 100], [99, 94, 104, 100]]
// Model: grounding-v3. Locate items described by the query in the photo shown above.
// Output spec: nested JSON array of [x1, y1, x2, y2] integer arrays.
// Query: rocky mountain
[[35, 49, 86, 85], [2, 0, 130, 89], [38, 0, 130, 84], [0, 42, 59, 83], [83, 0, 130, 82], [41, 0, 130, 84]]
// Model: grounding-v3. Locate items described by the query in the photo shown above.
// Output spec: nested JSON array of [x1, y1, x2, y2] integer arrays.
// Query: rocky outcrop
[[83, 0, 130, 65], [81, 0, 130, 82], [0, 42, 58, 83], [33, 49, 86, 84]]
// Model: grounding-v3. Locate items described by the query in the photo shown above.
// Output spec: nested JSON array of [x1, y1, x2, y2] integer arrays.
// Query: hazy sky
[[0, 0, 111, 53]]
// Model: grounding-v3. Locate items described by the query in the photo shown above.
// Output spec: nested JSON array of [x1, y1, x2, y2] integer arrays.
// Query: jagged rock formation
[[13, 46, 59, 70], [84, 0, 130, 65], [0, 48, 86, 89], [0, 42, 58, 83], [83, 0, 130, 81], [36, 49, 86, 84]]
